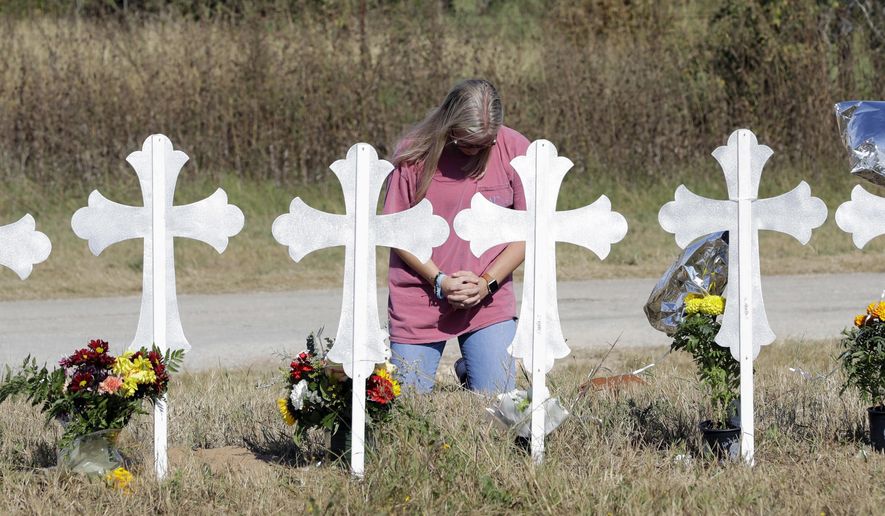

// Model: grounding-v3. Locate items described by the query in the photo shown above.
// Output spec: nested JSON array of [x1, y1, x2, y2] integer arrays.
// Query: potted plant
[[0, 339, 183, 475], [839, 300, 885, 451], [277, 333, 401, 463], [670, 294, 740, 459]]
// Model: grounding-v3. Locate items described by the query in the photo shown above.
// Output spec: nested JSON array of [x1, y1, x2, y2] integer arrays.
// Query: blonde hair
[[394, 79, 503, 204]]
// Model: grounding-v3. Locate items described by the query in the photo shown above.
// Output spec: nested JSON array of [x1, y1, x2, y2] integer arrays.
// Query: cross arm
[[554, 195, 627, 259], [835, 185, 885, 249], [659, 185, 736, 248], [453, 193, 528, 257], [375, 199, 449, 262], [170, 189, 245, 252], [272, 198, 348, 262], [71, 190, 149, 255], [755, 181, 827, 244], [0, 214, 51, 280]]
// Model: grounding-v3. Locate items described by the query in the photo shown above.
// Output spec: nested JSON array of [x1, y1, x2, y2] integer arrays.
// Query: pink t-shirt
[[383, 126, 530, 344]]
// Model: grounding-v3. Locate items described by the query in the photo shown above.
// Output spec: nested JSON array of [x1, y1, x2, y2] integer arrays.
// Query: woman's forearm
[[392, 248, 440, 285], [484, 241, 526, 282]]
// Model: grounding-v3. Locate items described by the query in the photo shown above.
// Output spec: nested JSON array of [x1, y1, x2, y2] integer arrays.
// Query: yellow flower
[[684, 295, 725, 316], [112, 351, 135, 376], [374, 367, 402, 397], [855, 314, 868, 327], [870, 301, 885, 321], [277, 398, 296, 426], [105, 467, 133, 493]]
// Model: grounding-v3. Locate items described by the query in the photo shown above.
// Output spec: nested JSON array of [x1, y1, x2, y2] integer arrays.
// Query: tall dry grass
[[0, 0, 881, 186], [2, 340, 884, 513]]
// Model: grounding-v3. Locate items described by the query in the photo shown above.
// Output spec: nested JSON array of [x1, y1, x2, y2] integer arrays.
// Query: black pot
[[328, 424, 374, 464], [699, 420, 740, 460], [868, 406, 885, 452]]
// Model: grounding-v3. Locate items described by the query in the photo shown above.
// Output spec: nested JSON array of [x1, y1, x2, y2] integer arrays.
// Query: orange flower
[[871, 302, 885, 321], [855, 314, 867, 327]]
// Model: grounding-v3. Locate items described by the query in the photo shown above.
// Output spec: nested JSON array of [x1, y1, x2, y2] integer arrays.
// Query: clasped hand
[[442, 271, 488, 310]]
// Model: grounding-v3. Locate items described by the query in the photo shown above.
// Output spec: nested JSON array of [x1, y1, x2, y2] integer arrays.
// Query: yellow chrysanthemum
[[684, 295, 725, 316], [870, 301, 885, 321], [112, 352, 135, 376], [119, 377, 138, 398], [277, 398, 296, 426], [374, 368, 402, 397], [105, 467, 133, 493], [855, 314, 868, 327]]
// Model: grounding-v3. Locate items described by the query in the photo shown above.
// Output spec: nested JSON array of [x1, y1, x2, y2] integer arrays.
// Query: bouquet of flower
[[839, 300, 885, 407], [671, 293, 739, 428], [0, 339, 184, 447], [277, 333, 401, 442]]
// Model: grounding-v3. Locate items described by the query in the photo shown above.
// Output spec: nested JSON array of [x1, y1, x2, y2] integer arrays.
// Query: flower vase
[[57, 429, 124, 475], [328, 422, 373, 465]]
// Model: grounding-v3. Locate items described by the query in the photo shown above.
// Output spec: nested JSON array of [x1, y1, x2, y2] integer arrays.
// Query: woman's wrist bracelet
[[433, 271, 447, 300]]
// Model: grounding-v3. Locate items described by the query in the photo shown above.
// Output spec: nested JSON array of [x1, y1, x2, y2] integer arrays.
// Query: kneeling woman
[[383, 79, 529, 394]]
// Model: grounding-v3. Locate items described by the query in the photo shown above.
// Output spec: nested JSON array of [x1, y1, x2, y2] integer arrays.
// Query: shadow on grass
[[241, 425, 313, 468]]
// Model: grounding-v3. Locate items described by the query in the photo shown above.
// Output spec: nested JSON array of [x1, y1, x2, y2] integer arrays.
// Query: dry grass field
[[2, 339, 885, 514]]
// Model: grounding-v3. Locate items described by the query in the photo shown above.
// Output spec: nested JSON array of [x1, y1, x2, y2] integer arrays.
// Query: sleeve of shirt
[[382, 163, 414, 215], [508, 131, 530, 211]]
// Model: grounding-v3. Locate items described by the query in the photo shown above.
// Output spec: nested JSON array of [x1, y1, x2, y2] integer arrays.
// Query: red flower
[[68, 371, 95, 393], [60, 348, 95, 368], [88, 339, 109, 354], [289, 352, 314, 382], [60, 340, 115, 368], [367, 375, 396, 404]]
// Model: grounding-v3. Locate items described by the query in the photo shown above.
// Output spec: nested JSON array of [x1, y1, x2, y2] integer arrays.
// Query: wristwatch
[[481, 273, 499, 296]]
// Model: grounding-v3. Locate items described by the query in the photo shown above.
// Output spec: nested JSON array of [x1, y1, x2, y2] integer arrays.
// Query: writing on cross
[[0, 215, 51, 280], [71, 135, 246, 351]]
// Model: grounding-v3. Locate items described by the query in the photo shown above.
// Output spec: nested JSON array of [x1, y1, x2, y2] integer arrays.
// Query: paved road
[[1, 273, 881, 372]]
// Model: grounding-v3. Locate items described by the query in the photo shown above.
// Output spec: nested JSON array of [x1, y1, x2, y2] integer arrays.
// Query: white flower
[[290, 380, 321, 411], [289, 380, 310, 411]]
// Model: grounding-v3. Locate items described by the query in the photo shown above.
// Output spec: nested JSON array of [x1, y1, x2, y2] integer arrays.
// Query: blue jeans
[[390, 319, 517, 395]]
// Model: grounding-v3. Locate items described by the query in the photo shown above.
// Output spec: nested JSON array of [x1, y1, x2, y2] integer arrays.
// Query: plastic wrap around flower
[[644, 232, 728, 335], [485, 389, 569, 439], [835, 100, 885, 186]]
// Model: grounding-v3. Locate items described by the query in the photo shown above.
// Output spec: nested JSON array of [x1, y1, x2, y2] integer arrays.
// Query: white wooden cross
[[0, 215, 51, 279], [71, 134, 245, 479], [659, 129, 827, 465], [454, 139, 628, 464], [272, 143, 448, 478], [836, 185, 885, 249]]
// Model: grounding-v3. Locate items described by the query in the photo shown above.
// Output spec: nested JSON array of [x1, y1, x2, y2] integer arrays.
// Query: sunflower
[[277, 398, 296, 426]]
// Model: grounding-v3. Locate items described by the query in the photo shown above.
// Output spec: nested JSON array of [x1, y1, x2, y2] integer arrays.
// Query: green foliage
[[284, 333, 398, 445], [671, 313, 740, 427], [0, 346, 184, 448], [839, 320, 885, 408]]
